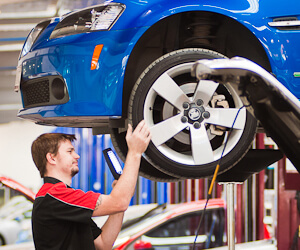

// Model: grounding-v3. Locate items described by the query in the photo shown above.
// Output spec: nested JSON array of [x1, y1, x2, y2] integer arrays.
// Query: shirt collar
[[43, 176, 72, 188], [43, 176, 62, 184]]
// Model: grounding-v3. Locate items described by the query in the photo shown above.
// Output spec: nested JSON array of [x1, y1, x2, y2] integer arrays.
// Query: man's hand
[[94, 178, 124, 250], [125, 120, 151, 155], [93, 120, 151, 218]]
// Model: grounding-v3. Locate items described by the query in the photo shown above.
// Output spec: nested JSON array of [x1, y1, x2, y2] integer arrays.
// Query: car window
[[118, 211, 172, 239], [0, 185, 32, 207], [142, 208, 225, 249], [0, 188, 4, 207]]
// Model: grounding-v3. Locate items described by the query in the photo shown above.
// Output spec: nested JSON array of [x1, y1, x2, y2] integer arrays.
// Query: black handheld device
[[103, 148, 123, 179]]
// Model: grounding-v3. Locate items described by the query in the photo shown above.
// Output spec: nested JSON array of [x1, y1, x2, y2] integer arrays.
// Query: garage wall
[[0, 120, 54, 192]]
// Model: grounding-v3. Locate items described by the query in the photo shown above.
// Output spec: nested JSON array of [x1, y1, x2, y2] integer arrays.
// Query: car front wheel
[[110, 128, 181, 182], [128, 48, 257, 178]]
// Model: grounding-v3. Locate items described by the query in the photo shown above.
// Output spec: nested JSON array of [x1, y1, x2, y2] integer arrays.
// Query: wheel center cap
[[188, 108, 201, 121], [182, 100, 209, 127]]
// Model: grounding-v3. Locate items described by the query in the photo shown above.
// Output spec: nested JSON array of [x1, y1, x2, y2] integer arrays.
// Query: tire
[[110, 128, 181, 182], [0, 235, 5, 246], [128, 48, 257, 178]]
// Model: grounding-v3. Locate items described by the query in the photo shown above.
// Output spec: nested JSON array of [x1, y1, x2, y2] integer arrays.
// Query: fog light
[[52, 78, 65, 100]]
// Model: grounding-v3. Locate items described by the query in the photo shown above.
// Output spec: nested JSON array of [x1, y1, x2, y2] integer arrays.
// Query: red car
[[0, 175, 35, 204], [114, 199, 226, 250]]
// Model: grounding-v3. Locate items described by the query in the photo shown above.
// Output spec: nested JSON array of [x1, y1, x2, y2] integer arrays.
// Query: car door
[[139, 208, 225, 250]]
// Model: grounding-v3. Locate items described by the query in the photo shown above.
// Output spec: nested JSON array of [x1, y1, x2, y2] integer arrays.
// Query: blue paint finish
[[17, 0, 300, 122], [17, 1, 300, 193], [19, 26, 149, 117], [111, 0, 299, 35]]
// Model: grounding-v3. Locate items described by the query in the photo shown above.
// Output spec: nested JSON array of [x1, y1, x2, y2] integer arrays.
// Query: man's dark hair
[[31, 133, 76, 177]]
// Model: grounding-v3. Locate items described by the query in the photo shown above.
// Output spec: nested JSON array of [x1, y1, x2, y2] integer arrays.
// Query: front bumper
[[16, 27, 148, 126]]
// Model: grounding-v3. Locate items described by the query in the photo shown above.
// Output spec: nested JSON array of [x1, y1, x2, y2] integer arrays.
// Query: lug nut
[[196, 99, 203, 106], [250, 76, 257, 83], [203, 111, 210, 119], [181, 116, 188, 123], [183, 102, 190, 110], [193, 122, 201, 129]]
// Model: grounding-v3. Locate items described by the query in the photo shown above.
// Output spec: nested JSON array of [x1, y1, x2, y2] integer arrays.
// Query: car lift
[[217, 149, 283, 249], [192, 57, 300, 249]]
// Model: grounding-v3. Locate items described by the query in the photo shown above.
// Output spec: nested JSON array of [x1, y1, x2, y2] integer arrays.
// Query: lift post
[[217, 149, 283, 249], [226, 182, 236, 250]]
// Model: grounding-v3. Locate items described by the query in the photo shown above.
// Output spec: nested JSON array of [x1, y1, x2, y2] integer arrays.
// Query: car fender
[[116, 0, 300, 98], [114, 0, 288, 30]]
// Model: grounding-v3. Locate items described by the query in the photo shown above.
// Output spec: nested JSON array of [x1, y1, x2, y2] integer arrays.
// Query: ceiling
[[0, 0, 102, 124]]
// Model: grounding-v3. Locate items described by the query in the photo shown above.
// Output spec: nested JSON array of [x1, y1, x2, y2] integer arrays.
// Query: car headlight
[[20, 19, 51, 58], [50, 3, 125, 39]]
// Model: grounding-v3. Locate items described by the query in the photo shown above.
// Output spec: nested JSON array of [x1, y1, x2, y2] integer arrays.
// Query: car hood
[[192, 57, 300, 173], [0, 176, 35, 201]]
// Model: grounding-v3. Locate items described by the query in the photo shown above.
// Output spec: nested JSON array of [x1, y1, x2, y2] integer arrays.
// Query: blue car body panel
[[21, 28, 148, 117], [17, 0, 300, 123]]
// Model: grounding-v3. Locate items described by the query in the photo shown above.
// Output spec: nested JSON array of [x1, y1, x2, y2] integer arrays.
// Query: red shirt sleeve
[[38, 182, 101, 224], [48, 182, 100, 210]]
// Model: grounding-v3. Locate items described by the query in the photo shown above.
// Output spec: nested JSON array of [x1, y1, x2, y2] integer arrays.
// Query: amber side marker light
[[91, 44, 104, 70]]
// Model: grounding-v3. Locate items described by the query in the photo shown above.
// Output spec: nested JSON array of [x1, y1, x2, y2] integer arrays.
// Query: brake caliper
[[210, 95, 229, 136]]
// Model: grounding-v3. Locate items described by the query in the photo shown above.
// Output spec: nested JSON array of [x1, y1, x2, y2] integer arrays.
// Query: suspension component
[[210, 95, 229, 136]]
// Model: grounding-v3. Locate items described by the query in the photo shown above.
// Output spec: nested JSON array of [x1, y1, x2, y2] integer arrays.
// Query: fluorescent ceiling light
[[0, 23, 36, 31], [0, 8, 56, 19], [0, 104, 22, 111], [0, 44, 23, 52]]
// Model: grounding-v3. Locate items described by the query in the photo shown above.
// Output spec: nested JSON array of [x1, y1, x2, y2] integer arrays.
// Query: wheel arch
[[122, 10, 271, 118]]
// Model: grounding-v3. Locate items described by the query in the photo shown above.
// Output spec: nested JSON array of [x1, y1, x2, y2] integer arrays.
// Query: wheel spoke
[[205, 107, 246, 129], [190, 125, 214, 165], [152, 73, 190, 110], [193, 80, 219, 106], [150, 114, 188, 147]]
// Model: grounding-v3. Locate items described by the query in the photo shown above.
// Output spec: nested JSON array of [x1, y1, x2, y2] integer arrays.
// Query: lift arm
[[191, 57, 300, 172]]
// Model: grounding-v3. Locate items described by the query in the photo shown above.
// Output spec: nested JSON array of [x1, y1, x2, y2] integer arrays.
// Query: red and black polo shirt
[[32, 177, 102, 250]]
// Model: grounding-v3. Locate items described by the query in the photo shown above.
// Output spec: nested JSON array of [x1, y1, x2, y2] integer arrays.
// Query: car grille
[[21, 75, 69, 108], [22, 79, 50, 108]]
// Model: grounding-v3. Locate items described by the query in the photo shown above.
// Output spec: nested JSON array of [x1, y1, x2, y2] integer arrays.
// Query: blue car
[[15, 0, 300, 180]]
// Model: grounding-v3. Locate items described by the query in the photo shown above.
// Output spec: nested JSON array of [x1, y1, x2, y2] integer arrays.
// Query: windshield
[[116, 204, 177, 242], [121, 203, 168, 230]]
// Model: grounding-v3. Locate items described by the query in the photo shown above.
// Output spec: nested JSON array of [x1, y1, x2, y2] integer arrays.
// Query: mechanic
[[31, 120, 151, 250]]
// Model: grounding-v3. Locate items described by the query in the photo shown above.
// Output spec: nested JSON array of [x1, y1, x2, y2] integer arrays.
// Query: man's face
[[55, 140, 80, 177]]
